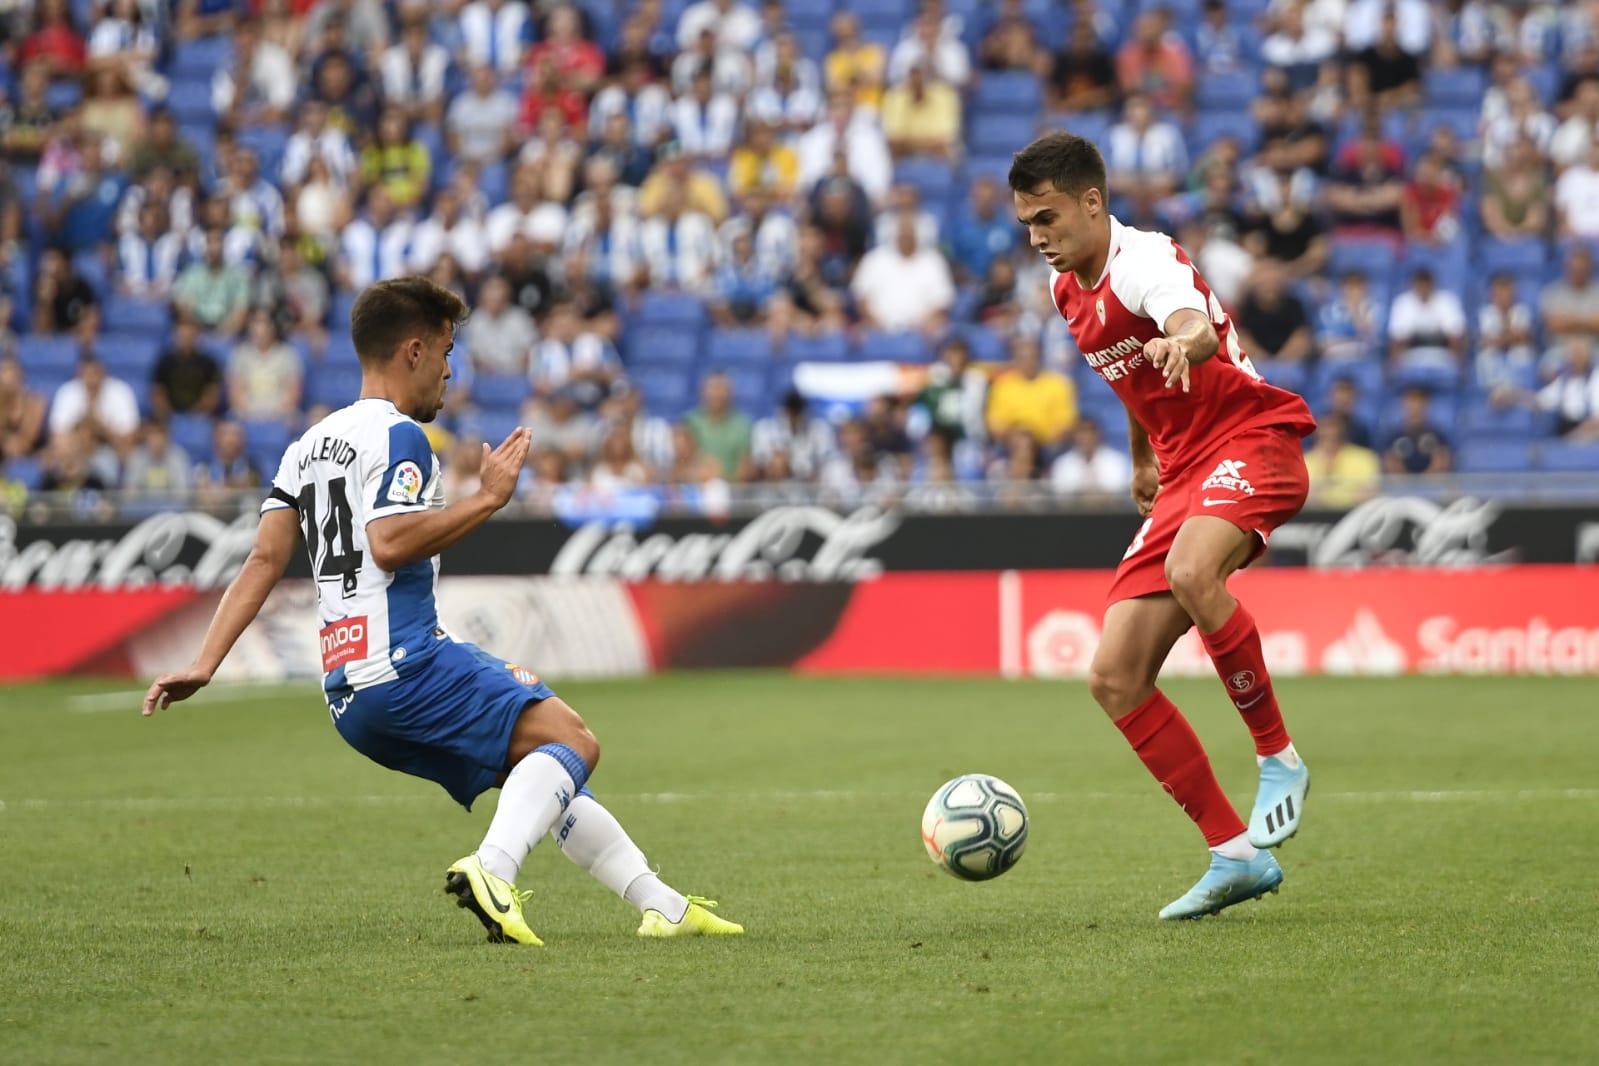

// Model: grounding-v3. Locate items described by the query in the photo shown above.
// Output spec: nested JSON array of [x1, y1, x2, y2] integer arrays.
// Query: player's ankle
[[1211, 833, 1258, 861], [1257, 742, 1300, 769]]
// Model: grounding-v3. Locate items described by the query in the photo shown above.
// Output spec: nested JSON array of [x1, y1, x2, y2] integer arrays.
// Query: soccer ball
[[920, 773, 1029, 881]]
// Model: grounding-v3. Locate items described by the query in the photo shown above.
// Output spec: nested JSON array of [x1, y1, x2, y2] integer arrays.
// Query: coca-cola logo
[[549, 505, 901, 582], [1288, 496, 1512, 567], [0, 512, 259, 590]]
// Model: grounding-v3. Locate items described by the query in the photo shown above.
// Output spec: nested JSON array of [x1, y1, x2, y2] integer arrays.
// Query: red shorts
[[1106, 426, 1310, 606]]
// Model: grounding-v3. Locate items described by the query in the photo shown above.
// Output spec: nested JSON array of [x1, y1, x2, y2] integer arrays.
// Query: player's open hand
[[479, 427, 532, 507], [1143, 337, 1191, 393], [1131, 463, 1160, 517], [142, 668, 212, 716]]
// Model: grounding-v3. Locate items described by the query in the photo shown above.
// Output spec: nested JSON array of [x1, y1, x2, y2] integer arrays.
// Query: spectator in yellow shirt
[[637, 141, 730, 223], [1305, 414, 1382, 507], [360, 107, 432, 211], [881, 61, 962, 159], [985, 335, 1078, 454], [825, 11, 886, 110], [728, 121, 799, 203]]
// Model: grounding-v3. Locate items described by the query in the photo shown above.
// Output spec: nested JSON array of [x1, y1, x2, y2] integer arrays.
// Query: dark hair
[[350, 277, 469, 366], [1008, 131, 1108, 200]]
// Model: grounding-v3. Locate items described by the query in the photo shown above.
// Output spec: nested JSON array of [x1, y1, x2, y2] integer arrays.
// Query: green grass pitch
[[3, 673, 1597, 1065]]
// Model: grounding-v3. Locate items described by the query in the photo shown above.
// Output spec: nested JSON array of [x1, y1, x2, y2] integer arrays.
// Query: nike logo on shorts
[[1201, 498, 1237, 507]]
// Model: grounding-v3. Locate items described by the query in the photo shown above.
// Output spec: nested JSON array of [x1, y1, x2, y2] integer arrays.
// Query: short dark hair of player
[[1007, 131, 1109, 200], [350, 277, 469, 366]]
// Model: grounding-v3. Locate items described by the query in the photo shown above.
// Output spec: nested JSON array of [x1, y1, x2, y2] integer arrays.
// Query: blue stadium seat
[[1457, 440, 1535, 473], [1539, 439, 1599, 472], [71, 251, 109, 297], [172, 36, 234, 80], [4, 455, 43, 491], [969, 113, 1038, 157], [1309, 357, 1385, 404], [1188, 109, 1260, 156], [17, 334, 80, 374], [96, 334, 163, 383], [1458, 399, 1538, 440], [1401, 243, 1472, 297], [101, 295, 171, 338], [329, 292, 358, 332], [1255, 358, 1311, 395], [625, 326, 700, 365], [708, 328, 773, 363], [854, 0, 912, 34], [1328, 239, 1400, 289], [306, 362, 364, 410], [857, 330, 931, 363], [1195, 70, 1261, 111], [1378, 392, 1458, 439], [1417, 106, 1479, 145], [236, 125, 289, 177], [1057, 110, 1111, 148], [633, 290, 707, 331], [722, 364, 769, 411], [1423, 67, 1487, 108], [470, 372, 532, 411], [1525, 64, 1560, 107], [45, 80, 82, 111], [167, 413, 215, 463], [973, 72, 1044, 116], [960, 324, 1007, 363], [628, 361, 696, 418], [1390, 359, 1463, 394], [961, 155, 1016, 189], [895, 157, 956, 206], [320, 334, 361, 367], [477, 161, 510, 206], [782, 332, 850, 363], [242, 418, 294, 473], [169, 76, 214, 125], [459, 409, 521, 445]]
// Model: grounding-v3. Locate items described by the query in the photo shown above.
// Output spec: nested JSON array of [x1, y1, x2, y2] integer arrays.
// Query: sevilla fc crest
[[1095, 297, 1106, 325]]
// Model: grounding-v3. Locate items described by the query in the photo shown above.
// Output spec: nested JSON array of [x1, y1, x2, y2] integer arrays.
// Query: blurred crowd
[[1, 0, 1598, 522]]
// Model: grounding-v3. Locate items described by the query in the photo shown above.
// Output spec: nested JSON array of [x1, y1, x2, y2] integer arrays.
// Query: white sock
[[1257, 742, 1301, 769], [553, 794, 689, 922], [1212, 832, 1258, 861], [475, 751, 578, 883]]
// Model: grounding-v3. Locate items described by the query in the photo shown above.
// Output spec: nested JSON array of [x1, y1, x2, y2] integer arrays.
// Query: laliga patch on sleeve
[[387, 460, 425, 504]]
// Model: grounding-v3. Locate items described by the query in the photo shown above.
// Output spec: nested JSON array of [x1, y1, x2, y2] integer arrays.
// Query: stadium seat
[[632, 291, 707, 331], [70, 252, 109, 297], [708, 328, 773, 364], [329, 292, 358, 332], [854, 0, 913, 34], [172, 35, 234, 80], [1400, 243, 1472, 297], [782, 332, 850, 363], [894, 157, 956, 206], [857, 330, 931, 363], [1390, 359, 1463, 395], [1480, 238, 1547, 279], [459, 409, 521, 445], [306, 362, 364, 410], [242, 418, 293, 473], [1195, 70, 1261, 111], [17, 334, 80, 374], [4, 455, 43, 490], [1417, 107, 1479, 145], [722, 364, 770, 411], [1538, 439, 1599, 472], [168, 413, 215, 463], [320, 334, 361, 367], [1458, 399, 1538, 440], [969, 113, 1038, 157], [236, 125, 289, 177], [1457, 439, 1535, 473], [45, 80, 82, 111], [1188, 110, 1260, 156], [470, 372, 532, 411], [168, 75, 214, 125], [1328, 239, 1400, 289], [1309, 357, 1385, 404], [960, 324, 1007, 363], [96, 334, 163, 383], [1423, 67, 1487, 108], [973, 72, 1044, 116], [101, 295, 171, 338], [625, 326, 700, 366], [1255, 358, 1311, 395], [628, 361, 697, 418]]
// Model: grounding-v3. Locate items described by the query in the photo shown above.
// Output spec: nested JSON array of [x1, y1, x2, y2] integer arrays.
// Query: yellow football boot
[[444, 854, 543, 945], [636, 896, 745, 938]]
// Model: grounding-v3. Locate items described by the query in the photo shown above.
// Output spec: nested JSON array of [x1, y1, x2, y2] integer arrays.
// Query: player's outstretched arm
[[141, 507, 301, 716], [365, 427, 531, 572], [1144, 309, 1220, 394]]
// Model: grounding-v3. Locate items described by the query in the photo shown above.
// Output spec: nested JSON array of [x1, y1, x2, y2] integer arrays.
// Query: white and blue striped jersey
[[262, 398, 445, 690]]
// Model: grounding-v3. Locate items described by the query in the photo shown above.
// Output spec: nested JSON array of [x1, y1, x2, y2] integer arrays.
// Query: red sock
[[1202, 603, 1291, 758], [1114, 690, 1246, 847]]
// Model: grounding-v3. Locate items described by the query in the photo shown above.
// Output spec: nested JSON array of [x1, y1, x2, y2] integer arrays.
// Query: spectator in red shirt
[[19, 0, 87, 78], [1326, 114, 1407, 242], [1401, 151, 1463, 246], [525, 4, 605, 96], [519, 53, 588, 135], [1114, 8, 1194, 112]]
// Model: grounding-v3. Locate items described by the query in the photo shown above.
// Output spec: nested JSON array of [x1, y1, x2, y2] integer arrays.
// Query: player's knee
[[1087, 664, 1144, 717], [1164, 557, 1214, 608], [566, 720, 600, 773]]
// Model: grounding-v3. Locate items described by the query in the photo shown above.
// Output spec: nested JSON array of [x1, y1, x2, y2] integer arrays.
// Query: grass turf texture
[[3, 673, 1597, 1066]]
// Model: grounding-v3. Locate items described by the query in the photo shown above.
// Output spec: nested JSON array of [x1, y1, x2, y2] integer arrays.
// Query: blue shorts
[[323, 637, 557, 810]]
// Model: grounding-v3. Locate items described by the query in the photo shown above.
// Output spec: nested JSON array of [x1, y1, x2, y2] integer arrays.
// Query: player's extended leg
[[1089, 594, 1282, 919], [1167, 515, 1309, 849], [446, 696, 599, 945], [550, 790, 744, 937]]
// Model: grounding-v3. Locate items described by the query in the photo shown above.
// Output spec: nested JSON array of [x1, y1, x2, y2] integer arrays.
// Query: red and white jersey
[[1050, 216, 1315, 476]]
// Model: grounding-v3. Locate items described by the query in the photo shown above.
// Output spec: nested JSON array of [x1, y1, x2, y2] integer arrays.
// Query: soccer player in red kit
[[1011, 132, 1315, 919]]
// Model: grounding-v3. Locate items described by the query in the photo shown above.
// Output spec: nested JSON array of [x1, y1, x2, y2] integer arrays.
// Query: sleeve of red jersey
[[1111, 233, 1211, 333]]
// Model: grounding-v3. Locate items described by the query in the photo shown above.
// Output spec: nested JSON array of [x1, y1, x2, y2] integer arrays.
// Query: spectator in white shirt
[[872, 182, 941, 254], [752, 389, 837, 481], [1481, 76, 1557, 168], [671, 24, 754, 98], [1388, 267, 1467, 369], [531, 300, 620, 408], [590, 59, 675, 150], [747, 55, 822, 137], [380, 16, 450, 126], [639, 181, 718, 292], [797, 92, 893, 203], [458, 0, 531, 78], [1343, 0, 1431, 54], [851, 214, 956, 334], [1107, 93, 1189, 200], [1050, 417, 1132, 499], [485, 164, 551, 253], [1556, 140, 1599, 239], [211, 17, 295, 127], [1538, 335, 1599, 438], [463, 274, 537, 375], [670, 65, 740, 160], [1551, 76, 1599, 170], [280, 100, 359, 190], [408, 186, 491, 277], [48, 353, 140, 453], [754, 32, 821, 97], [336, 186, 413, 292], [117, 202, 185, 299], [1476, 272, 1538, 389], [889, 9, 972, 87], [446, 64, 520, 166], [676, 0, 761, 53], [228, 309, 303, 422]]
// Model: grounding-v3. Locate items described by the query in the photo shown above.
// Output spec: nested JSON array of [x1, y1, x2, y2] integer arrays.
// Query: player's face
[[1014, 181, 1104, 277], [410, 324, 454, 423]]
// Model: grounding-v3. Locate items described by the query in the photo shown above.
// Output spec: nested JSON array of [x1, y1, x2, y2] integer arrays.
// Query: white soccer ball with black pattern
[[920, 773, 1029, 881]]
